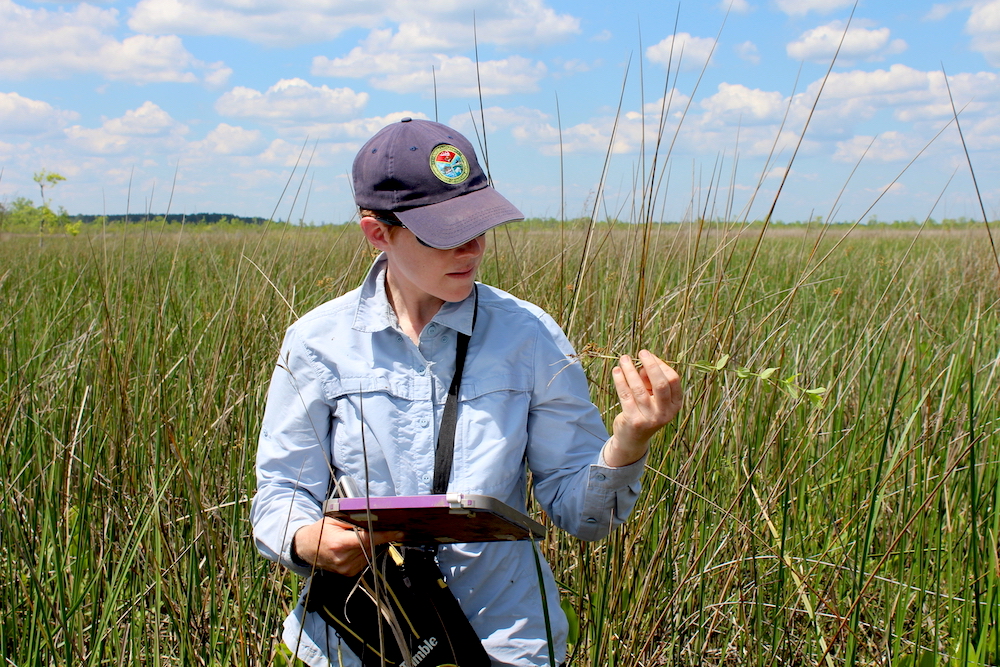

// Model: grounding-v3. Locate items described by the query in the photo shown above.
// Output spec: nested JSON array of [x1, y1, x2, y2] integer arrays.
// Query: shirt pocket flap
[[323, 374, 425, 402], [460, 373, 531, 401]]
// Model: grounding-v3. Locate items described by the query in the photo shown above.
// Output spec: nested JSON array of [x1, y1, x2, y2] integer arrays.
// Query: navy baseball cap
[[352, 118, 524, 249]]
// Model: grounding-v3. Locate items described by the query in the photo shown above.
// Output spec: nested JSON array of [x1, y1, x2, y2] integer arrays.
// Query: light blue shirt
[[251, 254, 646, 666]]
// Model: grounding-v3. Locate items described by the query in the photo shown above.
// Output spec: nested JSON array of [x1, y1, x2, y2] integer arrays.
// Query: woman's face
[[363, 217, 487, 307]]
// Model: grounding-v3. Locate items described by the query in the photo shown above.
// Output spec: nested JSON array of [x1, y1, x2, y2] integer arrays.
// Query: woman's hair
[[359, 209, 401, 224], [360, 209, 403, 239], [359, 209, 402, 239]]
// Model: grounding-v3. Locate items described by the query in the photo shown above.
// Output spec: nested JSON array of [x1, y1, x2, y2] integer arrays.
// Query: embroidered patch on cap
[[429, 144, 469, 184]]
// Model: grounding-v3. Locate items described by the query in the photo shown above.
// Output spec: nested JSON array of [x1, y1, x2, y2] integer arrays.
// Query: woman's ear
[[360, 215, 391, 252]]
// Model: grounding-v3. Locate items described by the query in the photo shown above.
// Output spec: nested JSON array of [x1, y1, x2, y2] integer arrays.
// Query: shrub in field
[[0, 196, 72, 234]]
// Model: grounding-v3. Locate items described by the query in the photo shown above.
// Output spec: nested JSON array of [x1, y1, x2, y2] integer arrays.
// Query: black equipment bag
[[306, 545, 490, 666]]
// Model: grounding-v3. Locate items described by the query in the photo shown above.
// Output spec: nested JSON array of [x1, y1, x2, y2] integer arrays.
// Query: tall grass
[[1, 220, 997, 665]]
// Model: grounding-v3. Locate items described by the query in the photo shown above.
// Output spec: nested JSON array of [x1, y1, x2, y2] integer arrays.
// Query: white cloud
[[265, 111, 429, 143], [194, 124, 265, 155], [62, 130, 124, 155], [963, 113, 1000, 150], [774, 0, 856, 16], [364, 2, 579, 51], [255, 138, 330, 168], [551, 58, 599, 80], [461, 65, 987, 164], [447, 95, 804, 161], [833, 132, 916, 162], [443, 97, 761, 159], [967, 1, 1000, 66], [642, 91, 694, 115], [794, 66, 928, 128], [0, 0, 228, 84], [925, 3, 958, 20], [722, 0, 753, 13], [203, 65, 234, 88], [799, 65, 1000, 126], [812, 64, 930, 101], [98, 35, 229, 84], [65, 101, 188, 154], [104, 101, 180, 136], [447, 106, 556, 146], [889, 70, 1000, 121], [215, 79, 369, 121], [646, 33, 717, 71], [448, 104, 617, 155], [0, 92, 78, 134], [864, 182, 907, 197], [0, 140, 22, 162], [323, 113, 431, 139], [313, 41, 547, 97], [129, 0, 579, 48], [701, 83, 786, 125], [787, 22, 907, 63], [129, 0, 375, 46], [736, 40, 760, 64], [559, 59, 594, 74]]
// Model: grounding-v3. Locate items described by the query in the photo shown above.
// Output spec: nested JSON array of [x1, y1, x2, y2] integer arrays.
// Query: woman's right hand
[[292, 517, 404, 577]]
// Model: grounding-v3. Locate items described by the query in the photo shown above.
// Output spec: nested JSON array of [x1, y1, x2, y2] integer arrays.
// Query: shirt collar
[[352, 253, 477, 336]]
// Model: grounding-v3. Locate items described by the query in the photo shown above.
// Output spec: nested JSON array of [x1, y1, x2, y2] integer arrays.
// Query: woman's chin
[[442, 280, 476, 303]]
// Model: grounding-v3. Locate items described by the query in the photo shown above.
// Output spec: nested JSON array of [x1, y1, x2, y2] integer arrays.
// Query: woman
[[251, 118, 682, 666]]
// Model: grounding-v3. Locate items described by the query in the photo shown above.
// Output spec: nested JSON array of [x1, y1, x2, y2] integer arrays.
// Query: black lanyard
[[431, 285, 478, 495]]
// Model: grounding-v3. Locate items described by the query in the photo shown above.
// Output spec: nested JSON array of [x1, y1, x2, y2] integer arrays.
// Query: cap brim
[[395, 186, 524, 249]]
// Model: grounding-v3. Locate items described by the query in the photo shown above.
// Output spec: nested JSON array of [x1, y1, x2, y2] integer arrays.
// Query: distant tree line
[[68, 213, 270, 225], [0, 170, 272, 234], [0, 198, 272, 234]]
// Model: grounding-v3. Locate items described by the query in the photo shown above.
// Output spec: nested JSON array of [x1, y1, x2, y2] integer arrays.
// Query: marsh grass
[[1, 220, 998, 666]]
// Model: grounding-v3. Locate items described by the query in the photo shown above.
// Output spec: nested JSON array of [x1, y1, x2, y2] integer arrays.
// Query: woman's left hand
[[604, 350, 682, 467]]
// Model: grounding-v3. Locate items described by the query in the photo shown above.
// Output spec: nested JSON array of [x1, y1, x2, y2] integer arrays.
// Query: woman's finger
[[639, 351, 680, 409], [619, 355, 653, 406], [612, 364, 637, 409]]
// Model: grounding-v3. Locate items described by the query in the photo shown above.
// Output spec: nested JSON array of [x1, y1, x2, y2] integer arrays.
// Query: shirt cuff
[[573, 440, 648, 541], [597, 438, 649, 473], [280, 518, 320, 578]]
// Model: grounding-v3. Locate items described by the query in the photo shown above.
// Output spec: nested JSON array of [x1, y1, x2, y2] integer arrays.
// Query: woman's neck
[[384, 268, 443, 344]]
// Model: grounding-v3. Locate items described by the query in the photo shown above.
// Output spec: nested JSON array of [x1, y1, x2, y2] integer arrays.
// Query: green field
[[2, 221, 998, 665]]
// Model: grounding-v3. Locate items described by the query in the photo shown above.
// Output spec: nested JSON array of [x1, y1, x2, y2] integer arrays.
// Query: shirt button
[[421, 473, 432, 483], [417, 365, 426, 373], [396, 335, 403, 342], [595, 473, 606, 481], [442, 335, 448, 343], [428, 324, 437, 334], [418, 417, 429, 427]]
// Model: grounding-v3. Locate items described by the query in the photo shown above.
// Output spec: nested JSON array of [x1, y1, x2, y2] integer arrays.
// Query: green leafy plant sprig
[[691, 354, 827, 405], [572, 347, 828, 406]]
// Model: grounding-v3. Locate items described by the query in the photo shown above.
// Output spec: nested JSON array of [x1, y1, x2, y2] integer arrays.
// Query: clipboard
[[322, 493, 546, 544]]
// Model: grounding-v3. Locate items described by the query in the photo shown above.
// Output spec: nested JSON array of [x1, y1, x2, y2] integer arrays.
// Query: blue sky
[[2, 0, 999, 224]]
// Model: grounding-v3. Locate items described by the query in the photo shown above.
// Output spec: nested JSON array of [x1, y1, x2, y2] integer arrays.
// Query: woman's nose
[[454, 234, 485, 256]]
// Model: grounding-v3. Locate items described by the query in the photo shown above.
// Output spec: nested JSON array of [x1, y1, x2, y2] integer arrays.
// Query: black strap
[[432, 286, 478, 495]]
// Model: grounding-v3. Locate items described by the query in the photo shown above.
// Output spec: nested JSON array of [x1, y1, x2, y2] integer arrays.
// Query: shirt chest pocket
[[325, 374, 434, 497], [452, 373, 533, 499]]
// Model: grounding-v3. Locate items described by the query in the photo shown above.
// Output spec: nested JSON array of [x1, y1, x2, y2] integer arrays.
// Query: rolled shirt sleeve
[[524, 310, 646, 541], [250, 327, 333, 578]]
